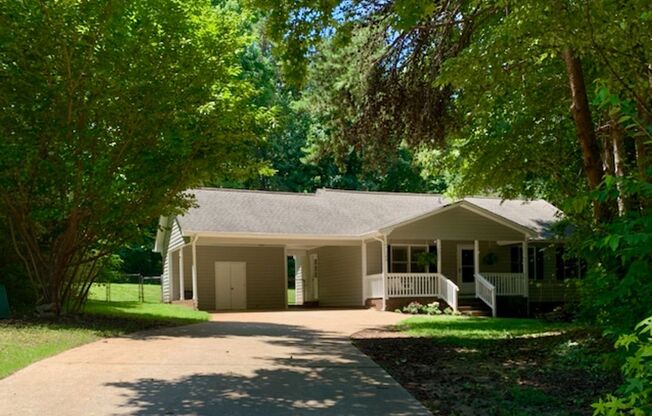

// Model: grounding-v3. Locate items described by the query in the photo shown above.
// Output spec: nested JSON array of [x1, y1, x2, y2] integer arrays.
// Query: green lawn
[[0, 283, 209, 379], [398, 315, 572, 344], [287, 288, 295, 305]]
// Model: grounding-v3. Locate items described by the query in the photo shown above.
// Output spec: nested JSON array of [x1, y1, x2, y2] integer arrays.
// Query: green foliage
[[593, 317, 652, 415], [566, 174, 652, 334], [0, 0, 268, 314], [401, 301, 445, 316]]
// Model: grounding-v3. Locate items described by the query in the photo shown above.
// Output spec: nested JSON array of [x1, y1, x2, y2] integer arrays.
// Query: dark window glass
[[428, 245, 437, 273], [461, 249, 475, 282], [536, 248, 545, 280], [410, 246, 427, 272], [510, 246, 523, 273]]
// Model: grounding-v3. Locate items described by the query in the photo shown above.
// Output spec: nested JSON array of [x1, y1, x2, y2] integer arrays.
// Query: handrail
[[475, 273, 496, 317], [384, 273, 459, 311]]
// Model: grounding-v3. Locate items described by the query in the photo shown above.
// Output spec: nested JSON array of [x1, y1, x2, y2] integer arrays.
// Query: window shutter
[[387, 244, 391, 272], [429, 245, 437, 273], [555, 246, 565, 280], [536, 248, 544, 280], [510, 247, 521, 273]]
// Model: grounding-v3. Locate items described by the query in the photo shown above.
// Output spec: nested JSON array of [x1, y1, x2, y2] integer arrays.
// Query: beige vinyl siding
[[389, 205, 527, 241], [162, 219, 185, 302], [192, 245, 285, 310], [315, 246, 362, 306], [365, 240, 382, 275]]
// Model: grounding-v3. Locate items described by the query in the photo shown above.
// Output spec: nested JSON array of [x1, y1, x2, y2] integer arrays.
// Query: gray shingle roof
[[177, 188, 561, 239]]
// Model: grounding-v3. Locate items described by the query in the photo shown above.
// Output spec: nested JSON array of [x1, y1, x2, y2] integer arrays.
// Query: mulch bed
[[352, 328, 620, 416]]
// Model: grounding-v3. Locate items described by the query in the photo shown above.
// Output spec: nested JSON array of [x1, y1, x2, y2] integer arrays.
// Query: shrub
[[402, 301, 423, 314], [423, 301, 443, 315], [593, 316, 652, 415]]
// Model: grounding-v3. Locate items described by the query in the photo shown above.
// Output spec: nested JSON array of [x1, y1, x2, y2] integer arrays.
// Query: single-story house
[[154, 188, 581, 317]]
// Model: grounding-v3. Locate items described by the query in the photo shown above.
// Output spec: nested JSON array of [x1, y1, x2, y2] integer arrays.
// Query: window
[[390, 246, 408, 272], [411, 246, 428, 272], [389, 245, 434, 273], [555, 246, 585, 280], [510, 246, 544, 280]]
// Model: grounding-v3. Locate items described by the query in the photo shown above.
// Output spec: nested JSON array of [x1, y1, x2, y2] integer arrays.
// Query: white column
[[381, 237, 388, 310], [167, 251, 174, 302], [436, 239, 442, 274], [474, 240, 480, 275], [284, 246, 288, 309], [178, 247, 185, 301], [191, 237, 198, 307], [523, 240, 529, 316], [361, 241, 367, 306]]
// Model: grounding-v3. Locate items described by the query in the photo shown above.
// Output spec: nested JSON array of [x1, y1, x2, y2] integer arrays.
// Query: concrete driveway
[[0, 309, 430, 415]]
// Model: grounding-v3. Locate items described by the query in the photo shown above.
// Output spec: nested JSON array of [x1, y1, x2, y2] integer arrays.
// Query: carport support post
[[361, 241, 367, 306], [381, 236, 388, 311], [191, 237, 198, 308], [179, 247, 185, 301], [167, 251, 174, 302], [522, 240, 529, 316]]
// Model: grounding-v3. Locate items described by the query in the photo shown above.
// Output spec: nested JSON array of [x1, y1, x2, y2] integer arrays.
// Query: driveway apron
[[0, 309, 430, 415]]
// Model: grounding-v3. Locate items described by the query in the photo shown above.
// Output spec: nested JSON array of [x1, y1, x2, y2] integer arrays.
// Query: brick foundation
[[365, 297, 451, 311], [171, 299, 197, 310]]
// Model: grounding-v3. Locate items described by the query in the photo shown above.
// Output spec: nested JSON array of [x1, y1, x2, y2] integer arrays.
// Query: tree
[[254, 0, 651, 217], [0, 0, 268, 315]]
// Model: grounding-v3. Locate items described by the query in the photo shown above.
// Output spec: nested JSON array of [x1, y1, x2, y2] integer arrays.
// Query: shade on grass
[[0, 323, 101, 379], [397, 315, 573, 345], [1, 283, 209, 379]]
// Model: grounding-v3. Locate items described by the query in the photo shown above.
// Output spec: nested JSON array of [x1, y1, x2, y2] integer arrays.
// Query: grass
[[398, 315, 572, 344], [0, 283, 209, 379], [288, 288, 295, 305], [88, 282, 161, 303]]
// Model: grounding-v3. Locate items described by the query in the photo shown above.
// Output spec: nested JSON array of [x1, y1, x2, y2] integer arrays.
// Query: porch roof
[[171, 188, 560, 240]]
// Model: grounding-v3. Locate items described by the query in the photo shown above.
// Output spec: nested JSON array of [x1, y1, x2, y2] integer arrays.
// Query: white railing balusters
[[475, 273, 497, 317], [381, 273, 459, 311], [482, 273, 527, 296]]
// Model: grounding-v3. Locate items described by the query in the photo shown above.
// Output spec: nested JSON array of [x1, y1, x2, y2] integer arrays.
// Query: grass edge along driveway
[[0, 283, 208, 379]]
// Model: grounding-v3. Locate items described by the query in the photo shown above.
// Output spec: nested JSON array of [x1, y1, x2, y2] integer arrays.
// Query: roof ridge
[[317, 188, 445, 197], [192, 187, 316, 196]]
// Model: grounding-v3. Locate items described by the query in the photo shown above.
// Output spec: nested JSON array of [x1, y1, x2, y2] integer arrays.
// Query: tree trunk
[[561, 49, 610, 221], [611, 117, 636, 214]]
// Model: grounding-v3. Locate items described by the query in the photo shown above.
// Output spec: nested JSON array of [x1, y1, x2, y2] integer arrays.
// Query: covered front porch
[[362, 238, 531, 317]]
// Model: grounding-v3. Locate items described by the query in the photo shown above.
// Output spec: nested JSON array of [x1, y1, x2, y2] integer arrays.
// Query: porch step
[[457, 297, 492, 317]]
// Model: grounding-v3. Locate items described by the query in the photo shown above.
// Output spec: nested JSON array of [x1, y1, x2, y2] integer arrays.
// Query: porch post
[[522, 239, 529, 316], [191, 236, 198, 308], [361, 240, 367, 306], [436, 239, 442, 274], [178, 247, 185, 301], [474, 240, 480, 275], [381, 236, 388, 311]]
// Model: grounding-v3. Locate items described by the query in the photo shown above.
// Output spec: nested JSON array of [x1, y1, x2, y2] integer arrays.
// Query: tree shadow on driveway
[[105, 320, 430, 415]]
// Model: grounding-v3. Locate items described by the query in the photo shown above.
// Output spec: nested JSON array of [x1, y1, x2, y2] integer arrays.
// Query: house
[[154, 188, 580, 317]]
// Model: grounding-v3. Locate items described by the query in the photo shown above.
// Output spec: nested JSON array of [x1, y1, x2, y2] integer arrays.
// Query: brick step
[[457, 298, 492, 317]]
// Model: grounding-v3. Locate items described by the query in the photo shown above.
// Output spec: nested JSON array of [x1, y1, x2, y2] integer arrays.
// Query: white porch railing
[[386, 273, 459, 311], [475, 273, 496, 317], [482, 272, 527, 296], [363, 273, 384, 299]]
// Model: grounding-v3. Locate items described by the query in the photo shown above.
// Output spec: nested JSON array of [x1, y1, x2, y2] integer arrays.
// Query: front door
[[214, 261, 247, 310], [457, 245, 476, 294]]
